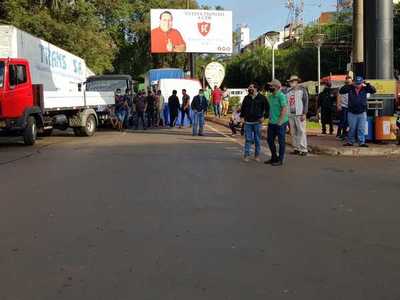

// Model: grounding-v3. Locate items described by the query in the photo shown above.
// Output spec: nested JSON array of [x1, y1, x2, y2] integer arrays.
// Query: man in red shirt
[[211, 85, 223, 118], [151, 11, 186, 53]]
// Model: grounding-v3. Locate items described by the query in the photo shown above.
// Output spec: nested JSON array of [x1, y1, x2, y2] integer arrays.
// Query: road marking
[[206, 124, 243, 146]]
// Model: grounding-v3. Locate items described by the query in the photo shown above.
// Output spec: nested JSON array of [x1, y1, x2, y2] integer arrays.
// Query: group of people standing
[[111, 87, 209, 136], [239, 73, 378, 166], [240, 75, 309, 166], [210, 86, 230, 118], [166, 89, 208, 136], [317, 75, 377, 147], [112, 88, 164, 131]]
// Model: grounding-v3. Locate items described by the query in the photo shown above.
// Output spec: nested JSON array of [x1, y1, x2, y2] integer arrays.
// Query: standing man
[[285, 75, 309, 156], [156, 90, 165, 127], [180, 89, 192, 128], [340, 76, 376, 147], [240, 83, 269, 162], [168, 90, 180, 127], [135, 91, 147, 130], [191, 89, 208, 136], [211, 85, 223, 118], [317, 80, 338, 135], [265, 80, 289, 166], [146, 90, 156, 128], [222, 87, 230, 116], [336, 75, 352, 140]]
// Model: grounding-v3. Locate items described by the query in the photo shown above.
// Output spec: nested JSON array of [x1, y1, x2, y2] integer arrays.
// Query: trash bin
[[375, 116, 397, 141], [365, 116, 374, 141]]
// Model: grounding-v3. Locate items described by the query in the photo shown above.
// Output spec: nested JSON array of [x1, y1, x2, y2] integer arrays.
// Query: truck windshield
[[86, 79, 128, 92], [0, 62, 4, 88]]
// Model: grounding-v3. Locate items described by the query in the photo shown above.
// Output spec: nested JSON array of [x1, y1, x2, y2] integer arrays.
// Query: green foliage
[[224, 22, 352, 88], [0, 0, 201, 77], [228, 96, 241, 112]]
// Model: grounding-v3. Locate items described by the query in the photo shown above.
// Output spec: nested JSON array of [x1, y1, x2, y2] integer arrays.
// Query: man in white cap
[[285, 75, 309, 156]]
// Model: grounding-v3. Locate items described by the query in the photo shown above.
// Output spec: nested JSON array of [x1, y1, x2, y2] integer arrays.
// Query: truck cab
[[0, 58, 43, 145]]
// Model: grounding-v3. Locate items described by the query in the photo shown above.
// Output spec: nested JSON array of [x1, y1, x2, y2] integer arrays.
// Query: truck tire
[[81, 114, 96, 137], [23, 116, 37, 145]]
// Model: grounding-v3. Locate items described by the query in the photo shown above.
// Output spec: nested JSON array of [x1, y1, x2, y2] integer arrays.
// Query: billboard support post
[[187, 0, 195, 78]]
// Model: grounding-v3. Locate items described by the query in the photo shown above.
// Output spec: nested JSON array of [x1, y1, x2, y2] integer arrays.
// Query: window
[[16, 65, 27, 84], [9, 65, 17, 87], [0, 62, 4, 88]]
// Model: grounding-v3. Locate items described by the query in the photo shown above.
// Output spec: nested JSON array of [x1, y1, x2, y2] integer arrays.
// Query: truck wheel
[[81, 115, 96, 137], [23, 116, 37, 145]]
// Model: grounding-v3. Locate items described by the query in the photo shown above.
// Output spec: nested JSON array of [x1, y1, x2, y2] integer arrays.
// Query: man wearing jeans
[[191, 89, 208, 136], [340, 76, 376, 147], [265, 80, 288, 166], [240, 83, 269, 162]]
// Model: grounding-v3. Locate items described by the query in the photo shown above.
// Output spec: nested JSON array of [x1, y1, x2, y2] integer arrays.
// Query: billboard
[[150, 9, 232, 54]]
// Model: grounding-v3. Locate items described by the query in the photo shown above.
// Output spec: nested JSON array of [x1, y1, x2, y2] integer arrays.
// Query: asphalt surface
[[0, 124, 400, 300]]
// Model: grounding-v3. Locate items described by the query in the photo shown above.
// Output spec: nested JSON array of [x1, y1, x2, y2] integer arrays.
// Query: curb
[[205, 116, 400, 157]]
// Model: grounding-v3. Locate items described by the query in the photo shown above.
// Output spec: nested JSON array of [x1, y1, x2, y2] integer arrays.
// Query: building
[[242, 30, 285, 53], [318, 12, 335, 25], [233, 25, 250, 55]]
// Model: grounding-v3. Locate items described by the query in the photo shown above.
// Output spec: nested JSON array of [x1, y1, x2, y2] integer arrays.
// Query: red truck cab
[[0, 58, 43, 144]]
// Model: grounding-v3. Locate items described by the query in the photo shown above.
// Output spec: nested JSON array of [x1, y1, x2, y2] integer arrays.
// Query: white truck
[[0, 25, 115, 144]]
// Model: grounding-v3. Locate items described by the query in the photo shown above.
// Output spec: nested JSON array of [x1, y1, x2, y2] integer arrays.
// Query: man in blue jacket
[[191, 89, 208, 136], [339, 76, 376, 147]]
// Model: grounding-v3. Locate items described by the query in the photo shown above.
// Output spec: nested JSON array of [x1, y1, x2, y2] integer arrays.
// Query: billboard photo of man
[[151, 11, 186, 53]]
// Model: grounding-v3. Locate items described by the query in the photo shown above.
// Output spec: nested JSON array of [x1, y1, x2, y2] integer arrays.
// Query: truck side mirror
[[78, 83, 82, 92]]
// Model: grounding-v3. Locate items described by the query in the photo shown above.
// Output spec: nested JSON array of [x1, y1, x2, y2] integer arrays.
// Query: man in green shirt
[[265, 79, 289, 166]]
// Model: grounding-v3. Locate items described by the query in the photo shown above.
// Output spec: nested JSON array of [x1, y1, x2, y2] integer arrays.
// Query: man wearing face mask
[[240, 83, 269, 162], [191, 89, 209, 136], [285, 75, 309, 156], [317, 80, 338, 135]]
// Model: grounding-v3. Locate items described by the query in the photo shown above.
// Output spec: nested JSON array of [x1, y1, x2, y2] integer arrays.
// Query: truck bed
[[43, 91, 115, 110]]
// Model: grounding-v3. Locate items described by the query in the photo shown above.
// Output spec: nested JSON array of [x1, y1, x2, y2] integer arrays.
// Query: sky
[[198, 0, 338, 39]]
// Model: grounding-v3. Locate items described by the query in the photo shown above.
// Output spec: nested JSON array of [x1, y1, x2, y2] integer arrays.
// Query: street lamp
[[265, 31, 280, 80], [312, 33, 325, 94]]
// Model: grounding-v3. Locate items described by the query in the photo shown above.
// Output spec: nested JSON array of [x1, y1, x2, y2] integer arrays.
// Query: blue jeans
[[193, 111, 205, 136], [348, 112, 367, 145], [213, 104, 221, 117], [267, 122, 288, 162], [244, 123, 261, 157]]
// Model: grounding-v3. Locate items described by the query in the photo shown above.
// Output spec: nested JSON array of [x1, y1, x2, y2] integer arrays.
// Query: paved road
[[1, 124, 400, 300]]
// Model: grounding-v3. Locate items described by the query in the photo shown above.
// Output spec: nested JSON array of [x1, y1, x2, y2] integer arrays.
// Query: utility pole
[[187, 0, 196, 78], [352, 0, 364, 76], [364, 0, 394, 79]]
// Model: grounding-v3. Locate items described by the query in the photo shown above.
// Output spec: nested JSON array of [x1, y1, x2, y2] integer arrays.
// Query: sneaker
[[254, 156, 261, 162], [243, 156, 250, 163], [271, 161, 283, 166], [359, 143, 369, 148], [299, 152, 308, 156], [343, 142, 353, 147]]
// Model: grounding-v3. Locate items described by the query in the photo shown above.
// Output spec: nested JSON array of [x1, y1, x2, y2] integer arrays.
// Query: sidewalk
[[205, 115, 400, 157]]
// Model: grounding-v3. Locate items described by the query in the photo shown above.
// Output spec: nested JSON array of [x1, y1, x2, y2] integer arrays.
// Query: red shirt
[[211, 88, 223, 104], [151, 27, 186, 53]]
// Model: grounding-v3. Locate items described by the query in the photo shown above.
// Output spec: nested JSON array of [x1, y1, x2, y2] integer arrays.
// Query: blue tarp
[[148, 69, 184, 84]]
